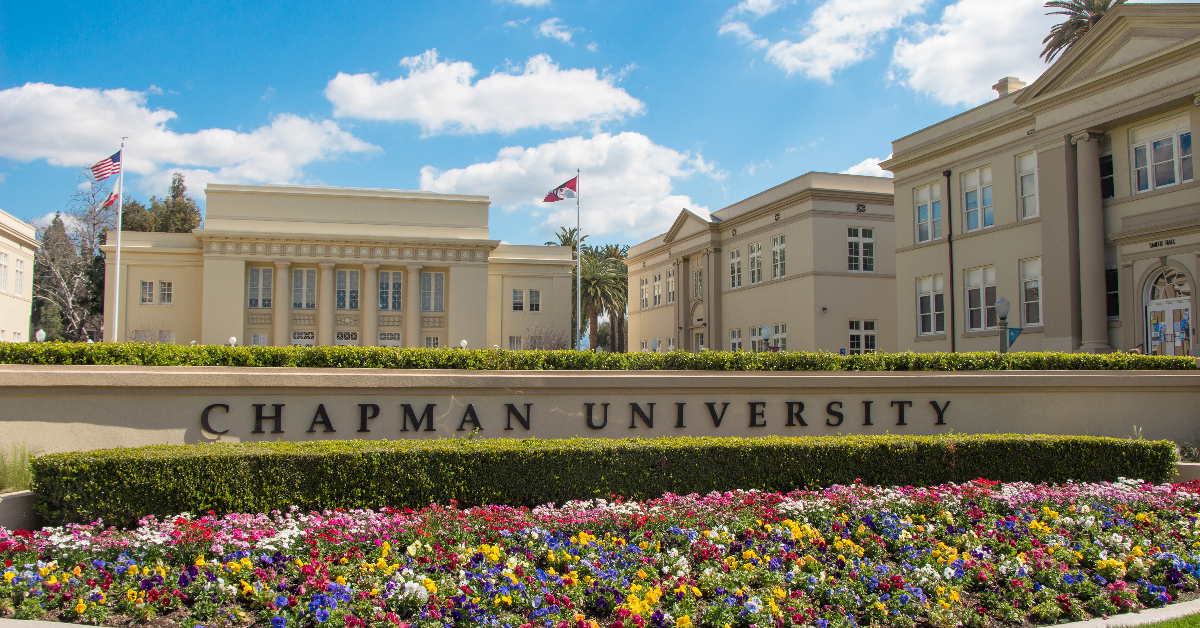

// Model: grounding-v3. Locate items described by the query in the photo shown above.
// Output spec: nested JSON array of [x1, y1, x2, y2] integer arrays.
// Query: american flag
[[90, 150, 122, 181]]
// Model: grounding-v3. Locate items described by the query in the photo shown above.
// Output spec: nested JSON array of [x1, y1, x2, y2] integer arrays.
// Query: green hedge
[[1, 342, 1194, 370], [31, 435, 1178, 526]]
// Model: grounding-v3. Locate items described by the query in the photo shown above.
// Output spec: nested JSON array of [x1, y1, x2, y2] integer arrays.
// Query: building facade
[[102, 184, 573, 348], [0, 209, 36, 343], [883, 4, 1200, 356], [626, 173, 895, 354]]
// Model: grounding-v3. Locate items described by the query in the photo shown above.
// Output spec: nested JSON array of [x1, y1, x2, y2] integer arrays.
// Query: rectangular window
[[158, 331, 175, 344], [847, 227, 875, 272], [652, 273, 662, 306], [961, 166, 994, 231], [0, 253, 7, 292], [250, 334, 268, 347], [666, 338, 674, 351], [335, 331, 359, 346], [14, 260, 22, 296], [1017, 152, 1038, 219], [848, 320, 877, 355], [693, 269, 702, 299], [529, 290, 540, 312], [1100, 154, 1115, 200], [379, 271, 403, 311], [1020, 258, 1042, 326], [293, 269, 317, 309], [248, 268, 273, 308], [666, 269, 675, 303], [640, 340, 648, 352], [917, 274, 945, 335], [421, 272, 444, 312], [291, 330, 316, 347], [425, 336, 440, 348], [749, 326, 763, 352], [1106, 267, 1120, 318], [10, 332, 18, 342], [508, 336, 523, 350], [513, 289, 524, 311], [914, 183, 942, 243], [140, 281, 154, 304], [159, 281, 173, 305], [132, 330, 154, 342], [729, 249, 742, 289], [639, 277, 649, 310], [965, 266, 997, 331], [771, 235, 786, 279], [729, 328, 742, 351], [379, 332, 403, 347], [772, 323, 787, 352], [1133, 122, 1192, 192], [748, 242, 763, 284], [335, 269, 359, 310]]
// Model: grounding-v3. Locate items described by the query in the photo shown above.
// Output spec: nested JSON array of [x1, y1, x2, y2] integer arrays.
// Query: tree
[[126, 173, 202, 233], [32, 214, 95, 340], [547, 226, 589, 347], [1041, 0, 1125, 63]]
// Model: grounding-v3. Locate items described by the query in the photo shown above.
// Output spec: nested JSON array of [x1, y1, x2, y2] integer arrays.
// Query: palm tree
[[1041, 0, 1124, 63], [547, 227, 589, 347], [593, 244, 630, 353], [576, 250, 625, 351]]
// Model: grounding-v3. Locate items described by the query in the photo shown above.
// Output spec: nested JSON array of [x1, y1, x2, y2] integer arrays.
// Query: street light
[[460, 339, 468, 349], [228, 336, 237, 347], [996, 297, 1011, 354], [35, 329, 46, 342], [761, 326, 771, 352]]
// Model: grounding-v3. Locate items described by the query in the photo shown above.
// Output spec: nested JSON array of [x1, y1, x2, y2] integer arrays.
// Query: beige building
[[626, 173, 895, 354], [102, 184, 574, 348], [0, 209, 36, 343], [882, 4, 1200, 356]]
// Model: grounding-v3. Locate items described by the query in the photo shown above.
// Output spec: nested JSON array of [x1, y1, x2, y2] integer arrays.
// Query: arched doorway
[[1145, 267, 1192, 356]]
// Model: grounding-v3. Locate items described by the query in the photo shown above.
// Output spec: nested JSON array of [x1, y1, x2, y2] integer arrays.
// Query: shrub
[[31, 434, 1178, 526], [0, 342, 1194, 370]]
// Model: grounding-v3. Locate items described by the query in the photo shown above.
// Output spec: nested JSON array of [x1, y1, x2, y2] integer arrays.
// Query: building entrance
[[1145, 268, 1192, 356]]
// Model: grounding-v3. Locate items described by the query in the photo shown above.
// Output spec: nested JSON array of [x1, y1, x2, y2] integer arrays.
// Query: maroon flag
[[543, 176, 578, 202]]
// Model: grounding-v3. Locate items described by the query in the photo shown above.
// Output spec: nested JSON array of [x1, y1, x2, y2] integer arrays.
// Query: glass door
[[1147, 301, 1191, 356]]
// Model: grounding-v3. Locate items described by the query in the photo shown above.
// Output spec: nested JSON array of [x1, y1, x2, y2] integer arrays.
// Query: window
[[421, 272, 444, 312], [917, 275, 945, 335], [0, 253, 7, 292], [915, 183, 942, 243], [1106, 268, 1120, 318], [251, 334, 268, 347], [693, 269, 703, 299], [158, 281, 173, 305], [965, 266, 997, 331], [748, 242, 763, 284], [961, 167, 993, 231], [848, 321, 877, 354], [1100, 154, 1115, 200], [847, 228, 875, 272], [0, 331, 4, 341], [666, 269, 675, 303], [379, 271, 402, 310], [10, 332, 18, 342], [771, 235, 786, 279], [335, 269, 359, 310], [1017, 152, 1038, 219], [1132, 118, 1192, 192], [696, 333, 705, 351], [749, 326, 764, 352], [248, 267, 273, 308], [666, 338, 674, 351], [335, 331, 359, 346], [140, 281, 154, 304], [529, 290, 540, 313], [14, 260, 23, 296], [730, 328, 742, 351], [771, 323, 787, 351], [132, 330, 154, 342], [640, 340, 648, 351], [425, 336, 440, 348], [652, 273, 662, 306], [379, 332, 403, 347], [513, 289, 525, 312], [729, 249, 742, 289], [291, 330, 316, 347], [1020, 258, 1042, 326], [508, 336, 523, 350], [639, 277, 649, 310], [293, 269, 317, 310]]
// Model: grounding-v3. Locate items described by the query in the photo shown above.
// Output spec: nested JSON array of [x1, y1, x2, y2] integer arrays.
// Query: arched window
[[1149, 268, 1191, 301]]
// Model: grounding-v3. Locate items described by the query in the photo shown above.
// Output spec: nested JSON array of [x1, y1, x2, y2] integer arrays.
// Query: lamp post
[[996, 297, 1011, 354], [35, 329, 46, 343], [761, 326, 771, 352], [650, 339, 659, 353]]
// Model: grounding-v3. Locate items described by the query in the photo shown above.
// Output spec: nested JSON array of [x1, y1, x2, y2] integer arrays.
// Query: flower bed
[[1, 479, 1198, 628]]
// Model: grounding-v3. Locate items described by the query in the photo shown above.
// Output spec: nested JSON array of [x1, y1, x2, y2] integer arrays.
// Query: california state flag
[[543, 176, 578, 202]]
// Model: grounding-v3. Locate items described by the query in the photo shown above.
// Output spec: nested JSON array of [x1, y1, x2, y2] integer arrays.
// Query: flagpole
[[576, 169, 581, 351], [112, 139, 126, 342]]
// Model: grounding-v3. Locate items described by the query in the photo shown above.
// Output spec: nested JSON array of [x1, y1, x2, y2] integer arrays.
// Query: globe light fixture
[[35, 329, 46, 342], [995, 297, 1011, 354], [229, 336, 237, 346], [460, 339, 468, 349], [650, 339, 659, 352]]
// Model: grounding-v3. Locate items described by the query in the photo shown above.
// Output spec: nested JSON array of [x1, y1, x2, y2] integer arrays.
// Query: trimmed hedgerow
[[0, 342, 1194, 370], [31, 434, 1178, 526]]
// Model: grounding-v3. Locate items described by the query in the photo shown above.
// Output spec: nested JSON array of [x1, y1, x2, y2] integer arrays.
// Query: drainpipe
[[943, 170, 957, 353]]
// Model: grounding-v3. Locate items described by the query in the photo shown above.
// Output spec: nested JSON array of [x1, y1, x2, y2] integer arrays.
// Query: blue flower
[[315, 609, 330, 623], [275, 595, 289, 608], [271, 617, 287, 628]]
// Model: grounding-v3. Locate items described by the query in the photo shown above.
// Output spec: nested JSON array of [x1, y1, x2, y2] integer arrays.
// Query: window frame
[[513, 289, 524, 312], [666, 269, 675, 303], [748, 242, 763, 284], [1020, 258, 1042, 327], [508, 336, 523, 350], [140, 280, 154, 305], [639, 277, 649, 310], [960, 166, 994, 232], [293, 268, 317, 310], [159, 281, 173, 305], [0, 252, 7, 293], [848, 320, 877, 355], [335, 269, 359, 311], [1016, 152, 1038, 219], [1100, 153, 1116, 200], [421, 272, 444, 312], [247, 267, 273, 309], [964, 266, 998, 331], [529, 289, 540, 313], [847, 227, 875, 273], [379, 270, 402, 311], [1132, 125, 1192, 193], [13, 259, 22, 297], [771, 323, 787, 351], [693, 269, 702, 299], [729, 328, 742, 351], [1106, 267, 1120, 319], [916, 274, 945, 336], [914, 183, 942, 244], [652, 272, 662, 306], [771, 234, 786, 279], [729, 248, 742, 289]]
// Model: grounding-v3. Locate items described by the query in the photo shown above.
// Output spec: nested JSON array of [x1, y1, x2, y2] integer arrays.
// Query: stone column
[[318, 262, 335, 347], [406, 265, 423, 347], [273, 261, 291, 346], [1073, 131, 1111, 353], [362, 263, 379, 347]]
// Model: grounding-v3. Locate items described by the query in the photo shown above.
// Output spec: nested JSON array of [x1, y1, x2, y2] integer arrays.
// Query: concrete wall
[[0, 365, 1195, 454]]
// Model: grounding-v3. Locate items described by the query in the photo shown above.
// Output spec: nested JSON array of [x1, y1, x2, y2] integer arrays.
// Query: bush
[[0, 342, 1194, 370], [31, 434, 1178, 526]]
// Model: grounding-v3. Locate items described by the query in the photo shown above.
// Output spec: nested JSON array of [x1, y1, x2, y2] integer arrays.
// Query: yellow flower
[[637, 569, 647, 579], [2, 572, 13, 583], [74, 601, 87, 614], [381, 541, 391, 557], [692, 587, 702, 598], [126, 589, 137, 601], [72, 566, 82, 577], [773, 588, 786, 600], [370, 588, 379, 597], [336, 576, 347, 586], [195, 555, 207, 567], [48, 576, 58, 585], [676, 616, 692, 628], [422, 578, 437, 593]]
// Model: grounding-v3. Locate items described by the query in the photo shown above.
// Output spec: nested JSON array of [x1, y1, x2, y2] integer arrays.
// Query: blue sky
[[0, 0, 1155, 245]]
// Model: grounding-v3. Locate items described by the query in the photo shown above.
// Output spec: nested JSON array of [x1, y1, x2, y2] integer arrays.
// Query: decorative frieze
[[379, 315, 403, 327], [421, 316, 445, 329], [247, 313, 271, 325], [335, 314, 359, 327], [292, 313, 316, 326]]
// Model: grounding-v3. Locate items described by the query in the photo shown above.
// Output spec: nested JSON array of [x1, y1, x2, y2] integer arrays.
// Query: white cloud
[[586, 42, 599, 53], [890, 0, 1058, 106], [538, 18, 574, 44], [325, 50, 645, 135], [502, 17, 530, 28], [497, 0, 550, 6], [726, 0, 792, 19], [720, 0, 930, 81], [0, 83, 379, 195], [419, 132, 721, 239], [841, 154, 893, 177]]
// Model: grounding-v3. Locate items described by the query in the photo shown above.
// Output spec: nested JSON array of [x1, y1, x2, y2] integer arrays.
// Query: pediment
[[662, 209, 711, 244]]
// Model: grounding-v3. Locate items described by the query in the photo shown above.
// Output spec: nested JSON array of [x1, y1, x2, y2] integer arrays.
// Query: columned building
[[102, 184, 573, 348], [0, 208, 36, 343], [883, 4, 1200, 356], [626, 173, 896, 354]]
